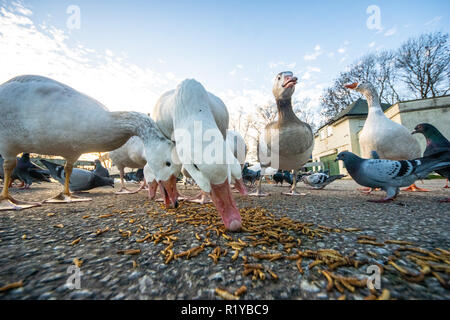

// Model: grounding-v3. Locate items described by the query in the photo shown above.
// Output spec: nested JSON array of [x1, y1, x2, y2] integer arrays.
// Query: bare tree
[[396, 32, 450, 98], [320, 50, 401, 121]]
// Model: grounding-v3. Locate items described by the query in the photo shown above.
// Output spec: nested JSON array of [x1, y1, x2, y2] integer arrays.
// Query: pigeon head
[[273, 71, 298, 101], [335, 151, 362, 163], [412, 123, 438, 137]]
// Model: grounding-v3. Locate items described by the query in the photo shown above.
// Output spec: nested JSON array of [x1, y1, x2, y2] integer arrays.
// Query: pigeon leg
[[444, 179, 449, 189], [0, 158, 41, 211], [248, 176, 269, 197], [45, 160, 91, 203], [438, 198, 450, 203], [368, 187, 398, 203], [282, 170, 305, 196], [402, 183, 430, 192]]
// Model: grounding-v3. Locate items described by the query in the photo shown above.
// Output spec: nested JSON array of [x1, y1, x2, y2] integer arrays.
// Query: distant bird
[[41, 159, 114, 192], [301, 173, 346, 190], [242, 163, 261, 187], [412, 123, 450, 190], [14, 153, 51, 188], [0, 154, 50, 188], [93, 159, 110, 178], [283, 170, 294, 185], [345, 82, 426, 192], [335, 151, 450, 202], [124, 169, 144, 182], [273, 170, 284, 186]]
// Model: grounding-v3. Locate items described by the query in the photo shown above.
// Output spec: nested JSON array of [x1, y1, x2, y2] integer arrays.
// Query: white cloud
[[337, 47, 346, 54], [369, 41, 376, 48], [237, 64, 244, 69], [306, 66, 321, 73], [424, 16, 441, 26], [229, 69, 237, 76], [384, 27, 397, 37], [0, 2, 179, 114]]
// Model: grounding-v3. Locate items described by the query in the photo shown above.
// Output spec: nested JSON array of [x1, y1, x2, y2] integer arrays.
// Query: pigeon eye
[[165, 161, 171, 167]]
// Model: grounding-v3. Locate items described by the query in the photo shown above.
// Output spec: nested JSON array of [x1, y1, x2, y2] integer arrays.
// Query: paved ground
[[0, 179, 449, 300]]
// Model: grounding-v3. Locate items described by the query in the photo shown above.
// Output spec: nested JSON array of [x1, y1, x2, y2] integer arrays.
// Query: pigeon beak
[[411, 130, 418, 135]]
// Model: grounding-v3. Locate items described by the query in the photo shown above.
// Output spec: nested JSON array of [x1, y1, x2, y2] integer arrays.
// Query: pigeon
[[41, 159, 114, 192], [0, 154, 50, 188], [283, 170, 293, 185], [273, 170, 284, 186], [93, 159, 110, 178], [124, 169, 144, 182], [335, 150, 450, 202], [412, 123, 450, 189], [242, 163, 261, 186], [301, 173, 346, 190], [14, 153, 51, 188]]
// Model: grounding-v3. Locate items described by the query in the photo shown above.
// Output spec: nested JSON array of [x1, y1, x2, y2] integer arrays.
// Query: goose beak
[[158, 175, 179, 209], [233, 178, 248, 195], [210, 179, 242, 232], [344, 82, 358, 89], [282, 76, 298, 88]]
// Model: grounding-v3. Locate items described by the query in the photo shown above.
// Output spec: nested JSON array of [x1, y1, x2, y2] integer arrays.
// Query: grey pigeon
[[273, 170, 284, 186], [301, 173, 346, 190], [41, 159, 114, 192], [0, 154, 50, 188], [335, 150, 450, 202], [93, 159, 110, 178], [412, 123, 450, 190]]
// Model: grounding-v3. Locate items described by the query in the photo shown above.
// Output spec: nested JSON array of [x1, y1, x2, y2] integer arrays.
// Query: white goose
[[152, 79, 246, 231], [109, 136, 147, 194], [253, 71, 314, 196], [0, 75, 179, 210], [345, 82, 427, 192]]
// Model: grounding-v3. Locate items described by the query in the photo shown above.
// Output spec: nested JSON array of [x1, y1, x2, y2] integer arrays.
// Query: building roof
[[317, 98, 391, 133]]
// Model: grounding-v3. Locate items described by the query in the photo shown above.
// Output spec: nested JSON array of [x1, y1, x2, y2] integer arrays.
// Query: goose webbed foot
[[248, 190, 270, 197], [0, 195, 41, 211], [282, 190, 306, 196], [401, 183, 430, 192], [358, 187, 381, 194], [114, 186, 141, 195], [186, 192, 212, 204], [45, 193, 91, 203]]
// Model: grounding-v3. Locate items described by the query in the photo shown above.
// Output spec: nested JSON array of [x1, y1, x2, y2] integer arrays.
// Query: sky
[[0, 0, 448, 127]]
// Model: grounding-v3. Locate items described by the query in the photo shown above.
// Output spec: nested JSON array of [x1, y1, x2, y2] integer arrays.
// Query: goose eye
[[165, 161, 171, 167]]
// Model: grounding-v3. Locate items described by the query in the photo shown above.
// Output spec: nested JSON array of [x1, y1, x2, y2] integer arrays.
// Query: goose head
[[144, 139, 182, 208], [272, 71, 298, 100], [182, 155, 244, 232], [344, 82, 378, 98]]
